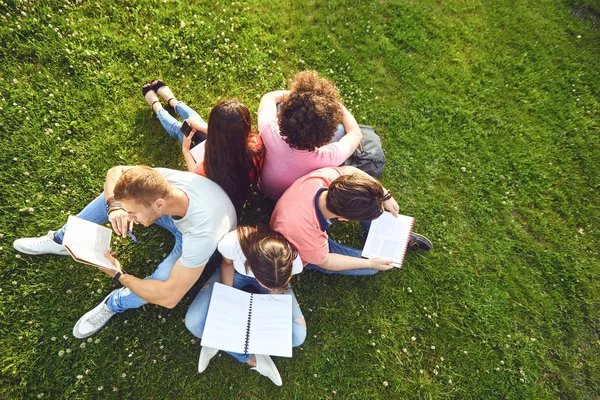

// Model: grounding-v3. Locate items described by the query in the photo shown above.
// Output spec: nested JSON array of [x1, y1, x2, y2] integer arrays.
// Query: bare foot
[[142, 83, 162, 113], [152, 80, 179, 108]]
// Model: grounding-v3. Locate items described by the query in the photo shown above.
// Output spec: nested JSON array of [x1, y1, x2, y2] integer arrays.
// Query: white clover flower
[[76, 375, 83, 379], [58, 350, 65, 356], [402, 348, 407, 353], [383, 381, 388, 387], [411, 336, 416, 341]]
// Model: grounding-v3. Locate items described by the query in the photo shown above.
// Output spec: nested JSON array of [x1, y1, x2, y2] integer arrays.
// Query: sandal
[[141, 83, 160, 113], [141, 82, 155, 97], [151, 80, 177, 108]]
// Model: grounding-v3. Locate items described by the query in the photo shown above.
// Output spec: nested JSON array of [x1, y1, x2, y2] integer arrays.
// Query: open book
[[201, 283, 293, 357], [62, 216, 116, 271], [361, 212, 415, 268]]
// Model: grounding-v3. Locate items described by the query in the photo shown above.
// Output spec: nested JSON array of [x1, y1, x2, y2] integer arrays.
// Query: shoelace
[[87, 306, 113, 327]]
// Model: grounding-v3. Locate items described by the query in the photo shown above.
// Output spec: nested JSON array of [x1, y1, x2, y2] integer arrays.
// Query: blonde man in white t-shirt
[[185, 226, 306, 386]]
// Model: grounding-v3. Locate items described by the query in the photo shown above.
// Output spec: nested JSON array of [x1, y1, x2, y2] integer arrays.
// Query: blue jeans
[[331, 123, 346, 143], [156, 102, 205, 144], [305, 221, 378, 276], [54, 193, 184, 313], [185, 268, 307, 363]]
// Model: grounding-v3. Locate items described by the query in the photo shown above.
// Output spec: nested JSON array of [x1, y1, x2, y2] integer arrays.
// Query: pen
[[127, 229, 138, 243]]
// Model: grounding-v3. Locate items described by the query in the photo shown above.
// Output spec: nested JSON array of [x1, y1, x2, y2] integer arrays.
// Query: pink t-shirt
[[270, 167, 344, 266], [258, 107, 352, 201]]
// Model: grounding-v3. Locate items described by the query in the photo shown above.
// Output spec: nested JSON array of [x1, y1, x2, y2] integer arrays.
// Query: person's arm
[[317, 252, 396, 271], [337, 104, 362, 154], [257, 90, 290, 117], [185, 115, 208, 134], [220, 256, 235, 286], [181, 133, 198, 172], [103, 252, 204, 309], [336, 166, 400, 216], [104, 166, 135, 237]]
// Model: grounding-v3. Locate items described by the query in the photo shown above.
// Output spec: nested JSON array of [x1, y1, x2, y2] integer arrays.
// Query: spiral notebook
[[361, 212, 415, 268], [201, 283, 293, 357]]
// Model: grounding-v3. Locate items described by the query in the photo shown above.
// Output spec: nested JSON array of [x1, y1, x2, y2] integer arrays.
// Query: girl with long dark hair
[[142, 80, 263, 211]]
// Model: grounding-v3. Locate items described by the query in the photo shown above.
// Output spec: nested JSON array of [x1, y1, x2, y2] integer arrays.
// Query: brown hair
[[326, 174, 385, 221], [204, 99, 263, 212], [113, 166, 172, 206], [278, 71, 343, 151], [237, 225, 298, 292]]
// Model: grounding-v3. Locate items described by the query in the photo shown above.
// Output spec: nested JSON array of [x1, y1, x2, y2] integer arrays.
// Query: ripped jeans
[[184, 268, 306, 362]]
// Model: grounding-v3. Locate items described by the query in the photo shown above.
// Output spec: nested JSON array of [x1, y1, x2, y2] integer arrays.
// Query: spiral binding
[[243, 293, 254, 354]]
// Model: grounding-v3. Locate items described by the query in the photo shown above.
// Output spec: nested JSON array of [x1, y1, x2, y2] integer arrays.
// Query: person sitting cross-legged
[[184, 226, 306, 386], [270, 166, 432, 275], [13, 166, 236, 338]]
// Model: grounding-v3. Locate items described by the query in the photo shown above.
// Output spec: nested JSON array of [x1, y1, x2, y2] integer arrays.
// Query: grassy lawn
[[1, 0, 599, 398]]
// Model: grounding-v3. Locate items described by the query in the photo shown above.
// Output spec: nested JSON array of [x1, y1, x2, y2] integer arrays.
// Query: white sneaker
[[73, 292, 117, 339], [13, 231, 69, 256], [252, 354, 282, 386], [198, 346, 219, 373]]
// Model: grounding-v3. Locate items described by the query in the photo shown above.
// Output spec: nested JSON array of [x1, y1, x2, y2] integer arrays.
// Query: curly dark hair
[[278, 71, 343, 151]]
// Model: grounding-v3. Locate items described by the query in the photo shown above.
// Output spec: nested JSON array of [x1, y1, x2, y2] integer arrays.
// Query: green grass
[[1, 0, 599, 398]]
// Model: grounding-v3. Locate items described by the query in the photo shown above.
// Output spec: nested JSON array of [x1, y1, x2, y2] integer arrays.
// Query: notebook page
[[247, 294, 293, 357], [201, 283, 251, 354]]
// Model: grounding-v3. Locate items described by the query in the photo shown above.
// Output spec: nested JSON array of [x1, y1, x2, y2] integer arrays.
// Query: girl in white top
[[185, 226, 306, 386]]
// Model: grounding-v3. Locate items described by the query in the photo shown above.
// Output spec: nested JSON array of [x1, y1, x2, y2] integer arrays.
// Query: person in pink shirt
[[270, 167, 432, 275], [257, 71, 363, 201]]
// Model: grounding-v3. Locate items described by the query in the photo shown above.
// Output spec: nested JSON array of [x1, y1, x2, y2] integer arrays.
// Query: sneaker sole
[[13, 242, 70, 256]]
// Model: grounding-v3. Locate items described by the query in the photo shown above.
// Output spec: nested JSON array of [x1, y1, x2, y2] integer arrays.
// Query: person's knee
[[292, 317, 307, 347], [184, 310, 204, 339]]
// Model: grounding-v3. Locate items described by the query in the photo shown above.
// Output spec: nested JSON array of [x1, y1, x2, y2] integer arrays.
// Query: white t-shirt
[[217, 230, 303, 278], [156, 168, 237, 268]]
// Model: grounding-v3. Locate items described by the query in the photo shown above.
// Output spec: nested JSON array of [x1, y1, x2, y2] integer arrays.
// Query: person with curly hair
[[257, 71, 362, 200], [142, 80, 263, 212]]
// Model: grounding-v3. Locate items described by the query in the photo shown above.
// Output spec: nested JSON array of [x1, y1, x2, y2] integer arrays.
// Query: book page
[[361, 212, 414, 267], [201, 283, 251, 354], [247, 294, 292, 357], [62, 216, 115, 270]]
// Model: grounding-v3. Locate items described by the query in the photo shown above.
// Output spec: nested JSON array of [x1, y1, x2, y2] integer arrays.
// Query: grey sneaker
[[252, 354, 282, 386], [408, 232, 433, 251], [198, 346, 219, 373], [73, 291, 117, 339], [13, 231, 69, 256]]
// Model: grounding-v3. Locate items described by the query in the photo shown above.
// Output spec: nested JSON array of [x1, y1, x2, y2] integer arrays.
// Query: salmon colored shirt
[[270, 167, 345, 266]]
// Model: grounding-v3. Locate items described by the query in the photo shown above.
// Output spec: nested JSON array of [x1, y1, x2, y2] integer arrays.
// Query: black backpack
[[341, 125, 386, 178]]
